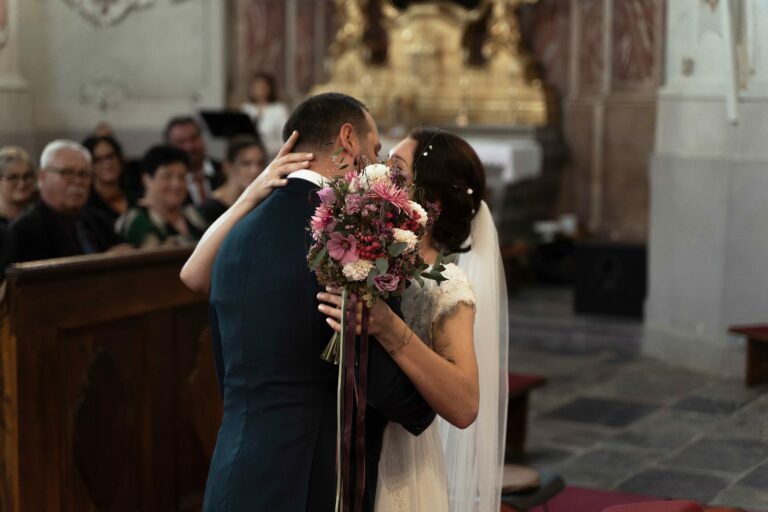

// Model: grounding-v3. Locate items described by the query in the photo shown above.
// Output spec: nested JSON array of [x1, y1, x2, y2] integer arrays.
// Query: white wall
[[645, 0, 768, 375], [0, 0, 226, 157]]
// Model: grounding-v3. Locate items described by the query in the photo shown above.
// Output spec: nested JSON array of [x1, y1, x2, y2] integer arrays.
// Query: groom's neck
[[306, 154, 348, 180]]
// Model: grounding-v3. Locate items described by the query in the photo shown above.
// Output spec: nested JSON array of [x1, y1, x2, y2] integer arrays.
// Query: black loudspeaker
[[573, 242, 647, 318]]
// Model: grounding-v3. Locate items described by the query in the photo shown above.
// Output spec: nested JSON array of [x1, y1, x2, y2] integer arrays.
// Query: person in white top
[[240, 72, 290, 159]]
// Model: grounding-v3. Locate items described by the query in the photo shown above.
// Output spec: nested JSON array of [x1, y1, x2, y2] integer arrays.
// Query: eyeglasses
[[0, 172, 35, 185], [45, 166, 92, 181]]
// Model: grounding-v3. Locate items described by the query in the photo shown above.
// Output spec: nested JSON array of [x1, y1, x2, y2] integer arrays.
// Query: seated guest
[[116, 145, 208, 248], [82, 135, 132, 221], [240, 71, 290, 158], [0, 224, 12, 282], [0, 146, 36, 225], [164, 116, 224, 205], [11, 140, 125, 262], [198, 136, 266, 223]]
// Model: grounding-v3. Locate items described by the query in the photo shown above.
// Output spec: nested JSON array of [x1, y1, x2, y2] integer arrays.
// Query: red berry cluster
[[358, 234, 386, 260]]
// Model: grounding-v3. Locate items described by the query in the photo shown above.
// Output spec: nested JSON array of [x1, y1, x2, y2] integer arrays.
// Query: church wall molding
[[62, 0, 157, 28]]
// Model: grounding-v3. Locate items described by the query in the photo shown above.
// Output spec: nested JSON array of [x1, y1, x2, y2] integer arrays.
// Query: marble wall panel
[[231, 0, 336, 105], [295, 1, 318, 95], [0, 0, 7, 46], [561, 104, 595, 225], [233, 0, 287, 102], [519, 0, 571, 99], [612, 0, 659, 90], [577, 0, 605, 96], [602, 101, 656, 241]]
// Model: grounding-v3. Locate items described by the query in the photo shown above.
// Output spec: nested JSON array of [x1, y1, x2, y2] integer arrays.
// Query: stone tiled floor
[[507, 287, 768, 510]]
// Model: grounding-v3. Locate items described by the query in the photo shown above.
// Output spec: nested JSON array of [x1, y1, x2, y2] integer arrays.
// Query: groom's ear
[[338, 122, 359, 158]]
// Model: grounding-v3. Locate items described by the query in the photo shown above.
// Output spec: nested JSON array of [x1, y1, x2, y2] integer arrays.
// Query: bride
[[181, 129, 508, 512]]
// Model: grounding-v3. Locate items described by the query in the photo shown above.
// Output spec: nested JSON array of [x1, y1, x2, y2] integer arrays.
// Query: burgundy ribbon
[[354, 305, 370, 512], [342, 293, 357, 511], [339, 293, 370, 512]]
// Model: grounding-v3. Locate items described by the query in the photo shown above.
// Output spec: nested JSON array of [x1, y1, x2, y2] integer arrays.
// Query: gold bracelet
[[389, 324, 414, 356]]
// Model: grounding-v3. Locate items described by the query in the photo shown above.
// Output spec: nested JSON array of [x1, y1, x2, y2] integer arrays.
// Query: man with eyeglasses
[[11, 140, 128, 262]]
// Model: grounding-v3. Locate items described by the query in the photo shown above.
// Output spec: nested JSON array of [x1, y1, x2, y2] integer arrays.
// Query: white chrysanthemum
[[392, 228, 418, 252], [342, 259, 375, 281], [357, 163, 391, 190], [408, 201, 428, 226]]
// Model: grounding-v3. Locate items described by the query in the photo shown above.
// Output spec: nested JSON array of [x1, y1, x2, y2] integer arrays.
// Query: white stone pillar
[[644, 0, 768, 376]]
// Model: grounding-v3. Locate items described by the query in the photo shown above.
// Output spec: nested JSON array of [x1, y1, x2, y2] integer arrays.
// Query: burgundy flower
[[373, 273, 400, 292], [327, 232, 359, 265]]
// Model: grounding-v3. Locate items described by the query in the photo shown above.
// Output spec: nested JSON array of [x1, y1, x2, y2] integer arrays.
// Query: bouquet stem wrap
[[334, 290, 370, 512]]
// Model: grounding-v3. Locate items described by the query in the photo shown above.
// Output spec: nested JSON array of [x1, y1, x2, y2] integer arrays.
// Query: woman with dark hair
[[198, 136, 267, 224], [240, 71, 290, 158], [320, 128, 507, 512], [116, 145, 208, 248], [180, 128, 507, 511], [82, 135, 132, 221]]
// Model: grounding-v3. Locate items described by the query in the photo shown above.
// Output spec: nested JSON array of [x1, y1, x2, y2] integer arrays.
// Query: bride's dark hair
[[410, 128, 486, 254]]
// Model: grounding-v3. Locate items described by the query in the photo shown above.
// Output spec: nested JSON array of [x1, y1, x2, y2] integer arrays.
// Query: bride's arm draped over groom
[[183, 93, 436, 512]]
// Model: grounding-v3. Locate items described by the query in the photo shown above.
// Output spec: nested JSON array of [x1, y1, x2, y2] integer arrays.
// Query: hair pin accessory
[[467, 188, 473, 195]]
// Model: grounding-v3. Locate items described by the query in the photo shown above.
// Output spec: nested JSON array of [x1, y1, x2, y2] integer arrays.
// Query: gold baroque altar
[[313, 0, 551, 128]]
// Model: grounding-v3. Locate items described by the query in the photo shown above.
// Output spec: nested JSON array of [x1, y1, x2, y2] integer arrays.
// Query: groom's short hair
[[282, 93, 370, 153]]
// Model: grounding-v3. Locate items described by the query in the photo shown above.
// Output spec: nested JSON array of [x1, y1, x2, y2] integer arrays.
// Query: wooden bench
[[506, 373, 547, 458], [729, 324, 768, 386]]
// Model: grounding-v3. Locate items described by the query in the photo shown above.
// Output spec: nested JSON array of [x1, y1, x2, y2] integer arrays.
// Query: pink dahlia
[[310, 204, 333, 233], [327, 232, 359, 265], [368, 182, 411, 212]]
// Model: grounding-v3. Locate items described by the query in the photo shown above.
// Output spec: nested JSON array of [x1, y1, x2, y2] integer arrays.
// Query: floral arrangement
[[307, 158, 446, 512], [308, 161, 446, 299]]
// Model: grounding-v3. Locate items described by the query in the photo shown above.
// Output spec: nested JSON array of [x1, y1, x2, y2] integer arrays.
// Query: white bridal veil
[[440, 200, 509, 512]]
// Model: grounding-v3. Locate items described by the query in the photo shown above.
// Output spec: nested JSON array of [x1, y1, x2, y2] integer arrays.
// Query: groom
[[203, 93, 435, 512]]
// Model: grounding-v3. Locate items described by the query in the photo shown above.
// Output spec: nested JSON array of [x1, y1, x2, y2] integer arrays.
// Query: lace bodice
[[401, 263, 476, 347]]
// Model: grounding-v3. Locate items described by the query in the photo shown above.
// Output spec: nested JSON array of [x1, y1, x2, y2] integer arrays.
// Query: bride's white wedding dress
[[374, 202, 509, 512], [374, 263, 475, 512]]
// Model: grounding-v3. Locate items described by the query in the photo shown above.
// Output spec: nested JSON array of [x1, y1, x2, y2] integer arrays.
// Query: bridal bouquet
[[307, 159, 444, 512], [308, 160, 445, 361]]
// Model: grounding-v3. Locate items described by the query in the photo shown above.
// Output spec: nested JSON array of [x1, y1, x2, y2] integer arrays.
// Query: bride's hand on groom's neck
[[239, 131, 314, 208]]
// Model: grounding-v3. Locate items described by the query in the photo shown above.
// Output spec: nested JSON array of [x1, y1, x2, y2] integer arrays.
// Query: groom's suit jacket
[[203, 177, 436, 512]]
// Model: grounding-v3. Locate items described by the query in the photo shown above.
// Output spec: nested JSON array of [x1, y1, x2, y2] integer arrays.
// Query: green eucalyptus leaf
[[388, 242, 408, 257], [375, 258, 389, 275], [310, 247, 327, 270]]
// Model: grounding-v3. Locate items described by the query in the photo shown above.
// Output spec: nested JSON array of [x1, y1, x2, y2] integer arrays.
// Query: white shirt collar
[[288, 169, 325, 187], [203, 158, 216, 178]]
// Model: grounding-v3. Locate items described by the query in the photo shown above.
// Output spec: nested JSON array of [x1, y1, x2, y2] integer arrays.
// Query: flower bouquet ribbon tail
[[332, 289, 369, 512]]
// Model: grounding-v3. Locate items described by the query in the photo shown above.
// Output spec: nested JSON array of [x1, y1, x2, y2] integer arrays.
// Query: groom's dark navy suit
[[203, 177, 435, 512]]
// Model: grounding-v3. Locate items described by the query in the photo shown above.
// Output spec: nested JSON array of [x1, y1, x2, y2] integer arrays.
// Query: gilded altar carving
[[313, 0, 550, 127]]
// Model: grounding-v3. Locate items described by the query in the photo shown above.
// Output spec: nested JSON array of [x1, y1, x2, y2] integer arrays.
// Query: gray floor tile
[[555, 448, 652, 489], [507, 446, 573, 470], [663, 437, 768, 474], [543, 397, 658, 428], [528, 422, 609, 450], [672, 396, 748, 416], [607, 427, 696, 452], [618, 468, 729, 502], [712, 394, 768, 439], [712, 485, 768, 509], [597, 368, 712, 406], [738, 460, 768, 489]]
